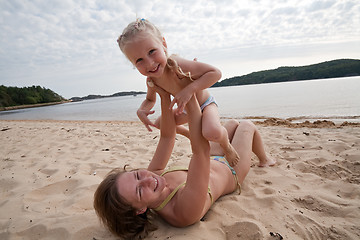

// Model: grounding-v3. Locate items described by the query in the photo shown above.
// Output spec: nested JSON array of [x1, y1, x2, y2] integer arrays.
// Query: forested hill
[[0, 85, 65, 109], [212, 59, 360, 88]]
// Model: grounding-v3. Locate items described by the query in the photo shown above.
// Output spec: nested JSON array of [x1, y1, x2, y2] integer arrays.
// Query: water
[[209, 76, 360, 122], [1, 77, 359, 122]]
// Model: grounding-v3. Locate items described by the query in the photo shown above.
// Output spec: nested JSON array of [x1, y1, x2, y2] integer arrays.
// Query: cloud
[[307, 0, 336, 12], [0, 0, 359, 98]]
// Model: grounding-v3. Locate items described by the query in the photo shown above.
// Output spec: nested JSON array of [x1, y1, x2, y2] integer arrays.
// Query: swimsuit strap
[[208, 186, 214, 204], [153, 182, 186, 211], [153, 182, 213, 211], [154, 166, 214, 211], [154, 167, 187, 211], [160, 166, 189, 176]]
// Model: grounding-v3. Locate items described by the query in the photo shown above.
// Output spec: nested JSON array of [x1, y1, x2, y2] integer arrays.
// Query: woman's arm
[[137, 84, 157, 131], [173, 95, 211, 226], [147, 86, 177, 172]]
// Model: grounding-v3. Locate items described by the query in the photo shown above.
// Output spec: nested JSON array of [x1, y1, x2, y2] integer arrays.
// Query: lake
[[1, 76, 359, 123]]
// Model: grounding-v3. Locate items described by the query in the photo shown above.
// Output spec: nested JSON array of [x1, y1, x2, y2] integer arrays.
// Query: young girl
[[117, 18, 239, 166]]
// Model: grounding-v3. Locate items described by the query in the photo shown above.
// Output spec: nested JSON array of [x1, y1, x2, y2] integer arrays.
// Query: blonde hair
[[117, 18, 192, 81]]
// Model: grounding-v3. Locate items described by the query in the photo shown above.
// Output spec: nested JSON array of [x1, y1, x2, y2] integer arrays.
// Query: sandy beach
[[0, 119, 359, 240]]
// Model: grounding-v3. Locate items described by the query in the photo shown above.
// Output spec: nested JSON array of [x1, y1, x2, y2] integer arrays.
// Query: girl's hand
[[169, 88, 193, 115], [137, 109, 156, 132]]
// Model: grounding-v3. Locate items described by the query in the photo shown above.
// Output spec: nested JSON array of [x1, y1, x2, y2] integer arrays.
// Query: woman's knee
[[238, 120, 256, 132], [225, 119, 239, 129]]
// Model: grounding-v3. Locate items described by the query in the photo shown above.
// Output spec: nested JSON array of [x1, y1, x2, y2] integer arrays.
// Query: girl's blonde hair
[[117, 18, 192, 81]]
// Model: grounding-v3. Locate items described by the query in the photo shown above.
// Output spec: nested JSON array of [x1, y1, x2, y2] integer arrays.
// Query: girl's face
[[124, 32, 167, 78], [116, 169, 167, 211]]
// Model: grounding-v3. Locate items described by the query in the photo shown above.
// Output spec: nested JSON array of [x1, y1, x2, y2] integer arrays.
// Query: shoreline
[[1, 117, 359, 128]]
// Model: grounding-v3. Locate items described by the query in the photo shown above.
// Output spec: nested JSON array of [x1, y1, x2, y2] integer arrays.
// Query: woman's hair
[[93, 167, 157, 239], [117, 18, 193, 81]]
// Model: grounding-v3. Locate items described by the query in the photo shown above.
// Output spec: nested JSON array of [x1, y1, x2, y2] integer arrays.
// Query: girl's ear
[[136, 208, 147, 215], [162, 37, 167, 49]]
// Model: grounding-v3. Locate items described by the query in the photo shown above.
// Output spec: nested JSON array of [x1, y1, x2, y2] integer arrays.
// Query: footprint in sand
[[289, 213, 350, 239], [24, 179, 82, 213], [17, 223, 71, 239], [292, 194, 354, 218], [224, 221, 263, 239]]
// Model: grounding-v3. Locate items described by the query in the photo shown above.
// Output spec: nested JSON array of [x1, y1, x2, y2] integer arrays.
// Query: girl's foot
[[258, 156, 276, 167], [223, 143, 240, 167]]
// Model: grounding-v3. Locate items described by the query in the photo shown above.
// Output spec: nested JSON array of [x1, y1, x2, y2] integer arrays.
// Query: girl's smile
[[149, 64, 160, 74]]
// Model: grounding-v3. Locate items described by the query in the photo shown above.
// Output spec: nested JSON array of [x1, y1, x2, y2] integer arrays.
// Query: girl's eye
[[135, 58, 143, 64], [149, 49, 155, 55]]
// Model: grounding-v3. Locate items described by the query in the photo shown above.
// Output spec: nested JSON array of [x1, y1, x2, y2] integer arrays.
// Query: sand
[[0, 119, 359, 240]]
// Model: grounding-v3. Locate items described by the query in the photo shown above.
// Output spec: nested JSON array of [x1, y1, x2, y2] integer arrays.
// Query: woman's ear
[[136, 208, 147, 215]]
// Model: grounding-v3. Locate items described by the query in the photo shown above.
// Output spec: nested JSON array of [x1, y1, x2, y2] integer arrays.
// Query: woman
[[93, 85, 275, 239]]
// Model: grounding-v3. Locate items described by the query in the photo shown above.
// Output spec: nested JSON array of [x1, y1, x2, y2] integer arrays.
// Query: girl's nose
[[145, 57, 155, 67]]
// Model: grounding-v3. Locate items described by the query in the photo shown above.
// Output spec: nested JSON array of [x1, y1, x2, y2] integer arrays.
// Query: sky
[[0, 0, 359, 99]]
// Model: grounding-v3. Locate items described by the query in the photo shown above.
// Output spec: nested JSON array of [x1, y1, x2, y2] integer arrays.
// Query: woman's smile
[[153, 177, 159, 191]]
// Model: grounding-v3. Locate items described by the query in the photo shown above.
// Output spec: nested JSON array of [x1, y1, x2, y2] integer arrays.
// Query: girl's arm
[[147, 85, 177, 172], [177, 56, 222, 93], [170, 56, 221, 114], [172, 94, 211, 226]]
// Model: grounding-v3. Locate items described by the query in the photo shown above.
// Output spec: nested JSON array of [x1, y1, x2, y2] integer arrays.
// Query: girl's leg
[[209, 119, 239, 155], [154, 112, 190, 138], [202, 105, 240, 166], [230, 121, 276, 183]]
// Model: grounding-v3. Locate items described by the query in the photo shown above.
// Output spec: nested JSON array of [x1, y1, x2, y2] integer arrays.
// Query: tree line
[[212, 59, 360, 87], [0, 85, 65, 108]]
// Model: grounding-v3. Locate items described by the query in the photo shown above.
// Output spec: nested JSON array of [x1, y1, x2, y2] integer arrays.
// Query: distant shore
[[0, 101, 69, 112]]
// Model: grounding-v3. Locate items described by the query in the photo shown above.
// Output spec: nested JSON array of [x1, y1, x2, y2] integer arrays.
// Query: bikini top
[[153, 167, 213, 211]]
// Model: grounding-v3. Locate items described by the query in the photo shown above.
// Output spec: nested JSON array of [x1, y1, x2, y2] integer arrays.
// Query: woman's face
[[116, 169, 167, 211]]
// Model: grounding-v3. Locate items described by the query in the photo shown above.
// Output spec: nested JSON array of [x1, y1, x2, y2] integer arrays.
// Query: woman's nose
[[139, 177, 152, 187]]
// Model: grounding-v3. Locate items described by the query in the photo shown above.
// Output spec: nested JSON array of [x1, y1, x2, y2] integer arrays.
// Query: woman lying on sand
[[93, 85, 275, 239]]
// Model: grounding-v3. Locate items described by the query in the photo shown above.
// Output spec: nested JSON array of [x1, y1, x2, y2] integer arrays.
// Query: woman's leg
[[230, 120, 276, 184], [202, 105, 239, 166]]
